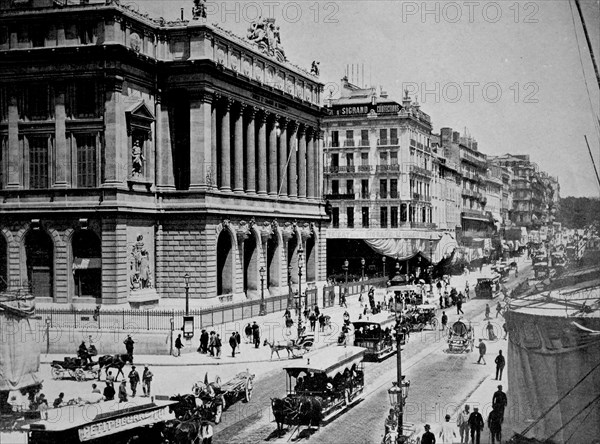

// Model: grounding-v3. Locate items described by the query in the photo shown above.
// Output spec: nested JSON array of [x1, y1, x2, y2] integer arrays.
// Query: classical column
[[297, 125, 307, 200], [278, 117, 288, 197], [6, 92, 21, 189], [219, 98, 231, 192], [233, 102, 244, 193], [268, 113, 278, 196], [102, 76, 125, 186], [306, 128, 315, 199], [54, 83, 68, 187], [257, 110, 268, 195], [156, 92, 175, 190], [287, 121, 298, 199], [189, 92, 212, 190], [245, 106, 257, 194], [211, 100, 218, 190]]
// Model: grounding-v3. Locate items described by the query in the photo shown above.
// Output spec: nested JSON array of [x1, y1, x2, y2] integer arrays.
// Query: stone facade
[[0, 0, 328, 307]]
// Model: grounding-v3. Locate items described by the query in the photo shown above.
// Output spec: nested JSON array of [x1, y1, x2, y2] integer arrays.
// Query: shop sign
[[78, 407, 170, 441]]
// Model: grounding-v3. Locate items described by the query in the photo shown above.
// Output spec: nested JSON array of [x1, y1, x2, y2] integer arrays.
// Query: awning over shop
[[364, 232, 458, 264], [73, 257, 102, 270]]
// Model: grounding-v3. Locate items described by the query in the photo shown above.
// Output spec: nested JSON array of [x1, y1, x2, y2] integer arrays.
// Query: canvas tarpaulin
[[505, 310, 600, 443], [363, 233, 457, 263], [0, 293, 41, 391]]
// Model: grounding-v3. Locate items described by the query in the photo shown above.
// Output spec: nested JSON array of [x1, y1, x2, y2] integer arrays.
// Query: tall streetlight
[[361, 257, 365, 281], [387, 321, 410, 438], [382, 256, 386, 278], [259, 266, 266, 316], [343, 259, 349, 285], [297, 245, 304, 337], [184, 273, 190, 315], [287, 264, 293, 310]]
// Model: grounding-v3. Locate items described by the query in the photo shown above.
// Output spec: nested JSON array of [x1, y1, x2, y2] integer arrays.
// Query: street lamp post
[[387, 321, 410, 437], [288, 265, 293, 310], [297, 245, 304, 337], [259, 267, 266, 316], [361, 257, 365, 282], [382, 256, 386, 278], [184, 273, 190, 316], [343, 259, 349, 285]]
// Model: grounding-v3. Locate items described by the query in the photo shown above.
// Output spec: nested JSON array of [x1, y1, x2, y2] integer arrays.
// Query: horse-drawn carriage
[[447, 320, 474, 353], [271, 346, 366, 437], [263, 333, 314, 360], [475, 276, 500, 299], [403, 304, 439, 331], [51, 357, 99, 381]]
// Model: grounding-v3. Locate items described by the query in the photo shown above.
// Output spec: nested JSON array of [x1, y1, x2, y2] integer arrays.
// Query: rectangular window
[[347, 207, 354, 228], [379, 129, 387, 145], [379, 152, 388, 164], [345, 130, 354, 146], [360, 130, 369, 146], [362, 207, 369, 228], [379, 179, 387, 198], [400, 203, 407, 222], [29, 136, 49, 189], [346, 153, 354, 166], [361, 152, 369, 165], [361, 179, 369, 199], [76, 134, 97, 188], [0, 136, 5, 189], [391, 207, 398, 228], [332, 207, 340, 228], [68, 82, 99, 119], [390, 128, 398, 144], [78, 22, 95, 45], [390, 152, 398, 165], [331, 153, 339, 167], [331, 131, 339, 147], [390, 179, 398, 199], [331, 179, 339, 195], [346, 179, 354, 195], [380, 207, 388, 228], [31, 25, 45, 47], [25, 84, 51, 121]]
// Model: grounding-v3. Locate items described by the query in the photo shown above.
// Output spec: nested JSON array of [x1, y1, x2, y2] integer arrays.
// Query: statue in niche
[[130, 234, 153, 290], [192, 0, 207, 19], [131, 140, 145, 177]]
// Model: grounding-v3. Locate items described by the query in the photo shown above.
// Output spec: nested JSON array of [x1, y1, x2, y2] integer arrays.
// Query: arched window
[[217, 230, 234, 295], [25, 230, 53, 299], [305, 234, 316, 283], [72, 230, 101, 298], [243, 233, 258, 295]]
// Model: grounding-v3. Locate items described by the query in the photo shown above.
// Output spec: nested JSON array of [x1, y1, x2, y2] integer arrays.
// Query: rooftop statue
[[247, 17, 286, 62], [192, 0, 207, 19]]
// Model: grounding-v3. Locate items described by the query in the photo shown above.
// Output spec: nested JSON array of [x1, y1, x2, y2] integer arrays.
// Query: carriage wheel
[[75, 368, 85, 381], [214, 404, 223, 424], [430, 318, 439, 329], [245, 377, 253, 403], [51, 366, 62, 380]]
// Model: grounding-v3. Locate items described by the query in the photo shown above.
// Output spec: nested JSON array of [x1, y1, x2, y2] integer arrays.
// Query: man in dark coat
[[468, 407, 484, 444], [235, 331, 241, 353], [229, 332, 237, 357], [123, 335, 134, 357], [488, 406, 503, 444], [252, 321, 260, 348], [128, 366, 140, 397], [103, 382, 115, 401], [492, 385, 508, 421], [456, 294, 464, 315], [244, 323, 253, 343], [495, 350, 506, 380], [421, 424, 436, 444], [199, 329, 209, 353], [174, 334, 183, 357]]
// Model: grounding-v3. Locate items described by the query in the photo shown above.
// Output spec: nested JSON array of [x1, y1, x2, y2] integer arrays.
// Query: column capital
[[306, 126, 316, 138], [278, 115, 287, 127], [297, 123, 306, 137], [288, 120, 298, 133], [259, 109, 269, 123], [246, 105, 259, 118]]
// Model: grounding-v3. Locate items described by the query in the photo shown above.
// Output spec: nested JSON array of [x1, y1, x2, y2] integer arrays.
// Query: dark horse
[[164, 395, 204, 444], [271, 396, 323, 437], [97, 354, 133, 381]]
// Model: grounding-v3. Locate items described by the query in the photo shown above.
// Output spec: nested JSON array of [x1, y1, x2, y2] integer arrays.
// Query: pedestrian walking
[[492, 385, 508, 422], [229, 332, 237, 357], [244, 323, 252, 343], [252, 321, 260, 348], [118, 380, 128, 403], [215, 334, 222, 358], [486, 321, 496, 340], [496, 301, 502, 318], [488, 406, 503, 444], [123, 334, 134, 357], [468, 407, 484, 444], [340, 291, 348, 308], [208, 331, 216, 356], [439, 294, 443, 309], [465, 282, 470, 299], [456, 405, 471, 444], [174, 334, 183, 357], [142, 366, 153, 397], [502, 323, 508, 340], [436, 280, 443, 296], [441, 311, 448, 332], [128, 366, 140, 397], [485, 304, 491, 320], [438, 414, 457, 444], [198, 329, 208, 353], [314, 305, 320, 318], [457, 293, 464, 315], [235, 331, 241, 353], [421, 424, 436, 444], [309, 311, 317, 331], [103, 382, 115, 401], [495, 350, 505, 380], [477, 339, 487, 364]]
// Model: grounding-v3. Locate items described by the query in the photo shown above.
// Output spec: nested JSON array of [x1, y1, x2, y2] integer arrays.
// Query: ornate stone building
[[0, 0, 327, 307]]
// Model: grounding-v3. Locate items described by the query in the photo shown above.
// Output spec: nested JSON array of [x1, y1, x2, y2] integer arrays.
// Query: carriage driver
[[78, 341, 91, 365]]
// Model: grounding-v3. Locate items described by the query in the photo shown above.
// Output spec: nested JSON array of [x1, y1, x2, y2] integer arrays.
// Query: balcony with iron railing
[[358, 140, 370, 147], [376, 164, 400, 173], [411, 222, 438, 229], [377, 138, 399, 146], [357, 165, 373, 173], [343, 139, 355, 147], [412, 193, 431, 202], [409, 164, 433, 178], [460, 151, 486, 168], [323, 193, 355, 200]]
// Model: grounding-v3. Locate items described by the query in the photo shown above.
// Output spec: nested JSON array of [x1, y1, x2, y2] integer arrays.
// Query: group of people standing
[[196, 330, 229, 358]]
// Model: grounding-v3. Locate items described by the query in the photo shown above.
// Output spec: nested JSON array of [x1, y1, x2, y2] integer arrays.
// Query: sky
[[135, 0, 600, 197]]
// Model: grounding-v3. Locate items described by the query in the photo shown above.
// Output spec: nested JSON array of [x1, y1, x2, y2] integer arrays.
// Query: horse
[[97, 354, 132, 381], [271, 395, 323, 437], [263, 339, 297, 360]]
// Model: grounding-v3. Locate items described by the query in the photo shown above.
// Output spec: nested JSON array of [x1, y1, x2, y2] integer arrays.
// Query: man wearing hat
[[492, 385, 508, 422], [438, 414, 457, 443], [468, 407, 485, 444], [128, 365, 140, 397], [421, 424, 436, 444]]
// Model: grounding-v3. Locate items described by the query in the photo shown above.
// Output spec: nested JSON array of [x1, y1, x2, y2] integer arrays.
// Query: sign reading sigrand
[[329, 102, 401, 117], [78, 406, 171, 441]]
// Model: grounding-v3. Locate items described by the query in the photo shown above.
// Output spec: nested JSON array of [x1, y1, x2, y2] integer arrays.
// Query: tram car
[[352, 313, 397, 360]]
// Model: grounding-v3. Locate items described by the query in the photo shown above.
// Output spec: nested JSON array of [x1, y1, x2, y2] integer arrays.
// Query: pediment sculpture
[[246, 17, 286, 62]]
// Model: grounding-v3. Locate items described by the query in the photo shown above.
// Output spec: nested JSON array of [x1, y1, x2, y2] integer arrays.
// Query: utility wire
[[574, 0, 600, 91]]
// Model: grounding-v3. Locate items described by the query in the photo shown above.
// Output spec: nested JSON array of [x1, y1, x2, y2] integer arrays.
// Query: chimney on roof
[[452, 131, 460, 143]]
